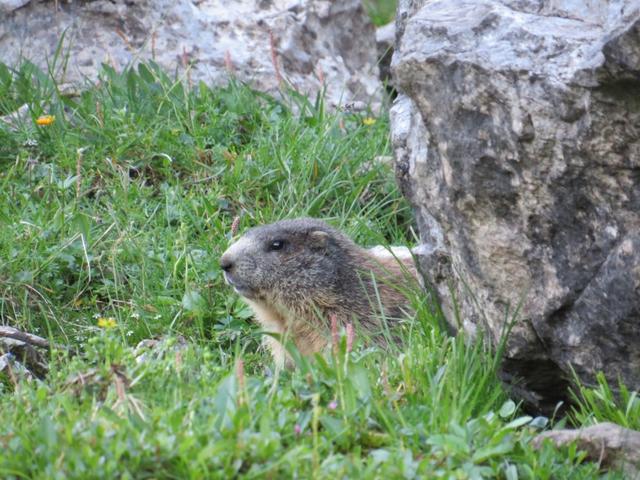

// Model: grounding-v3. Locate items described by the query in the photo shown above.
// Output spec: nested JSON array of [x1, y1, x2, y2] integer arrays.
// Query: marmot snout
[[220, 218, 418, 367]]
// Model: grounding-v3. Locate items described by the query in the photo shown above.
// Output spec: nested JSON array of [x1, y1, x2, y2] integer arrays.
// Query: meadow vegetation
[[363, 0, 397, 26], [0, 58, 636, 478]]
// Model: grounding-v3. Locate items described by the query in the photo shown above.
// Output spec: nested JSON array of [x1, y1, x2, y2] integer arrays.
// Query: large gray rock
[[391, 0, 640, 412], [0, 0, 381, 109], [0, 0, 29, 13]]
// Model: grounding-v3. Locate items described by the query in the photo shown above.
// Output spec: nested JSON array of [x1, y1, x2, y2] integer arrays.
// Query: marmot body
[[219, 218, 418, 367]]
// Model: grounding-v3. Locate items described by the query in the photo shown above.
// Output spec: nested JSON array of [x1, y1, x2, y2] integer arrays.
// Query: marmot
[[219, 218, 418, 367]]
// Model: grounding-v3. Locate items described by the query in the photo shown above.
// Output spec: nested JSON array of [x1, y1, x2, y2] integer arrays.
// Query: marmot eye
[[269, 240, 286, 251]]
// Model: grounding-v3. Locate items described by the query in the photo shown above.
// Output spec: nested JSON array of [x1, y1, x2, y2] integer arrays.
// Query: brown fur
[[219, 218, 418, 367]]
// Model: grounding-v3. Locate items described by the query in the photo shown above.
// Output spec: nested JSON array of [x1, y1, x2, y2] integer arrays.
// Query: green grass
[[571, 372, 640, 431], [363, 0, 397, 26], [0, 60, 631, 479]]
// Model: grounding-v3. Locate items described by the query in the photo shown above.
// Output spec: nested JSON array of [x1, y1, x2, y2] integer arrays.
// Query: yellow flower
[[362, 117, 376, 126], [36, 115, 55, 126], [97, 317, 117, 329]]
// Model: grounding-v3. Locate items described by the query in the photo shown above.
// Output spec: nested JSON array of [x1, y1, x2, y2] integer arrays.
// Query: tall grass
[[571, 372, 640, 431]]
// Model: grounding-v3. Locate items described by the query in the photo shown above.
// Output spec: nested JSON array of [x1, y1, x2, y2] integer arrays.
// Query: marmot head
[[220, 218, 357, 303]]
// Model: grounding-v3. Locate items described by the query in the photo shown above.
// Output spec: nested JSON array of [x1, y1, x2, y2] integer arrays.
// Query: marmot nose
[[220, 255, 233, 273]]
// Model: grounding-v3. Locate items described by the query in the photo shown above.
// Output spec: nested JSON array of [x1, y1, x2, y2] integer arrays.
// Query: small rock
[[0, 104, 30, 131], [357, 155, 393, 175], [0, 353, 34, 382], [0, 326, 50, 378], [533, 422, 640, 476], [134, 335, 188, 364]]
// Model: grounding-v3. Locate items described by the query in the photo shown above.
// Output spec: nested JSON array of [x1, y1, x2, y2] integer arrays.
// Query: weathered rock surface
[[0, 326, 50, 379], [391, 0, 640, 412], [0, 0, 381, 109], [533, 423, 640, 476], [0, 0, 29, 13]]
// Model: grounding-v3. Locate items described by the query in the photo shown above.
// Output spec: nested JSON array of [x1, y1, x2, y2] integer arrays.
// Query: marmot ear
[[308, 230, 329, 251]]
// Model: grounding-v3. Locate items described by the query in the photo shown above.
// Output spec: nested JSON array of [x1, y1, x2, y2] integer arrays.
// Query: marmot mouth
[[223, 272, 256, 299], [233, 285, 256, 298]]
